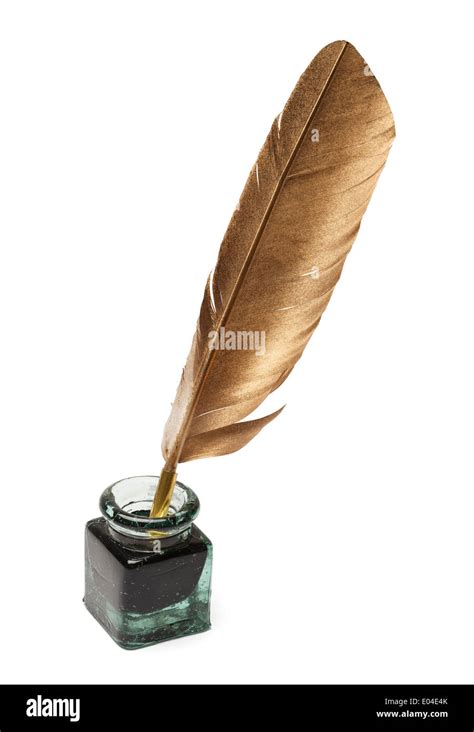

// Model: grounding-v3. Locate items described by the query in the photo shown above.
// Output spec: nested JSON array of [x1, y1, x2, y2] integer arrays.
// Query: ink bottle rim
[[99, 475, 200, 551]]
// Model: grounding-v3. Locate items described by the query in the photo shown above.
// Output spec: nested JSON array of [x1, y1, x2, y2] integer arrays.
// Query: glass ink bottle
[[84, 475, 212, 649]]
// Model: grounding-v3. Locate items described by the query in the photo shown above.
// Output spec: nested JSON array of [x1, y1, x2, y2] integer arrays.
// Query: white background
[[1, 0, 473, 684]]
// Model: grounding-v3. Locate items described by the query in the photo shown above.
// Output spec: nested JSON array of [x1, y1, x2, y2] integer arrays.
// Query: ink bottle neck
[[99, 475, 200, 553]]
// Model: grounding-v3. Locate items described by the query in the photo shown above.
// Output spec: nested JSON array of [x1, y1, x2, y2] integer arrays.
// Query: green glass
[[84, 476, 212, 649]]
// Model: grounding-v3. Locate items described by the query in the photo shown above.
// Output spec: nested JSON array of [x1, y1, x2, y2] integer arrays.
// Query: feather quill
[[151, 40, 395, 516]]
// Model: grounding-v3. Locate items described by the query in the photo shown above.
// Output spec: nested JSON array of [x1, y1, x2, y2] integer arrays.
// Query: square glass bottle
[[84, 476, 212, 649]]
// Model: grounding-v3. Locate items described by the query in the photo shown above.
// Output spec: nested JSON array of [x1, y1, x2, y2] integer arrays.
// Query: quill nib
[[150, 469, 177, 517]]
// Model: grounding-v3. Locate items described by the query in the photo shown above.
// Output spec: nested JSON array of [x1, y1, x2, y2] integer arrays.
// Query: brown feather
[[162, 40, 395, 469]]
